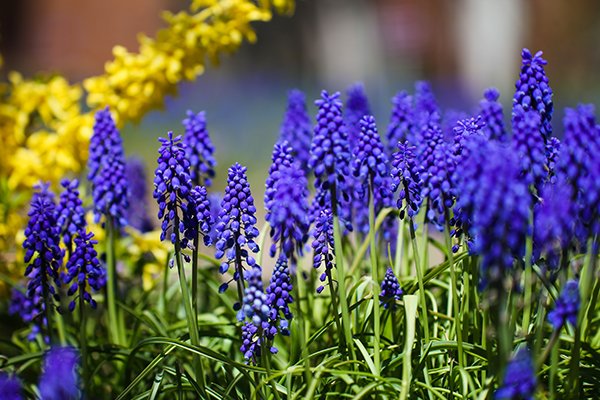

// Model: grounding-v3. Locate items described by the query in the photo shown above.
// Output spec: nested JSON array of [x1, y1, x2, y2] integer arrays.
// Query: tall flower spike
[[391, 141, 423, 221], [548, 280, 580, 329], [279, 89, 313, 170], [9, 286, 42, 341], [214, 163, 259, 293], [64, 231, 105, 311], [308, 90, 353, 216], [422, 141, 456, 231], [413, 81, 441, 137], [183, 185, 214, 247], [0, 372, 22, 400], [512, 105, 547, 190], [56, 179, 87, 249], [466, 143, 530, 289], [545, 137, 560, 184], [311, 207, 335, 294], [478, 88, 507, 142], [386, 91, 414, 157], [182, 110, 216, 187], [351, 115, 392, 205], [265, 141, 294, 218], [345, 83, 371, 149], [266, 255, 294, 333], [88, 107, 129, 228], [513, 48, 553, 142], [240, 322, 261, 364], [453, 116, 486, 161], [153, 131, 193, 247], [495, 348, 537, 400], [240, 266, 270, 325], [380, 267, 403, 310], [266, 164, 310, 260], [39, 347, 80, 400], [533, 181, 574, 269], [125, 157, 154, 233], [23, 185, 63, 337]]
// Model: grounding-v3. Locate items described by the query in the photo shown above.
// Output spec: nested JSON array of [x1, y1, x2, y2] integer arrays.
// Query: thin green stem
[[106, 217, 120, 345], [394, 217, 405, 278], [444, 220, 463, 367], [368, 186, 381, 375], [79, 288, 88, 385], [192, 236, 199, 318], [521, 231, 534, 336], [293, 260, 312, 386], [330, 184, 356, 361], [173, 215, 206, 395], [409, 219, 429, 342]]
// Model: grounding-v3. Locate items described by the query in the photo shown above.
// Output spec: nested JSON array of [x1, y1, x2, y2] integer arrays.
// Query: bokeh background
[[2, 0, 600, 208]]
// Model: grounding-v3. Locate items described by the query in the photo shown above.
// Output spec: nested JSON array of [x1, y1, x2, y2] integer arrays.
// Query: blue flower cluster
[[215, 163, 260, 285], [265, 141, 294, 218], [279, 90, 313, 170], [39, 347, 80, 400], [513, 48, 553, 142], [125, 158, 154, 233], [311, 207, 335, 294], [88, 107, 129, 228], [548, 280, 580, 329], [478, 88, 507, 141], [511, 105, 547, 189], [380, 267, 403, 310], [495, 348, 536, 400], [386, 91, 413, 156], [182, 110, 216, 187], [56, 179, 87, 249], [345, 83, 371, 149], [183, 185, 213, 247], [64, 231, 105, 311], [266, 255, 294, 333], [0, 372, 21, 400], [391, 141, 422, 221]]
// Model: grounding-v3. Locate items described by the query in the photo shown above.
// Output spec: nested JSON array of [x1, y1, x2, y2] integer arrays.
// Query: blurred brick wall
[[1, 0, 176, 79]]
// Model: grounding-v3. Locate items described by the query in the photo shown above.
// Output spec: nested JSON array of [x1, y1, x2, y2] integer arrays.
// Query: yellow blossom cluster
[[0, 0, 295, 293]]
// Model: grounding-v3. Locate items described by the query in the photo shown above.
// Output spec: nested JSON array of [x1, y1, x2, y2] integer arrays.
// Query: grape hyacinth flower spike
[[39, 347, 80, 400], [266, 255, 294, 334], [279, 89, 313, 170], [380, 267, 403, 310], [478, 88, 507, 142], [182, 110, 216, 187], [264, 141, 294, 221], [512, 105, 547, 190], [495, 348, 536, 400], [0, 372, 22, 400], [345, 83, 371, 149], [266, 162, 310, 261], [56, 179, 87, 250], [22, 184, 63, 340], [547, 280, 579, 329], [125, 157, 154, 233], [64, 231, 105, 311], [88, 107, 129, 229], [391, 141, 423, 222], [214, 163, 260, 304], [513, 48, 553, 143], [311, 207, 335, 294], [386, 91, 414, 157]]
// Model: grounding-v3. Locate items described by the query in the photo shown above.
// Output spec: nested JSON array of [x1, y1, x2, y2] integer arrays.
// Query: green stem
[[409, 219, 429, 342], [192, 236, 199, 319], [444, 220, 463, 367], [173, 216, 206, 395], [400, 295, 418, 400], [106, 217, 120, 345], [332, 206, 356, 361], [293, 261, 312, 386], [79, 288, 88, 385], [394, 217, 405, 278], [368, 186, 381, 375], [521, 234, 534, 336]]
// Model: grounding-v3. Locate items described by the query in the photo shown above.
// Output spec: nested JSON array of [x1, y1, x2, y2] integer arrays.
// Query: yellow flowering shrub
[[0, 0, 295, 292]]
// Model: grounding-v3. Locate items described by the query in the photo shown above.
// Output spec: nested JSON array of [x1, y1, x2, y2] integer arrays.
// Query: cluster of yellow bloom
[[0, 0, 294, 294]]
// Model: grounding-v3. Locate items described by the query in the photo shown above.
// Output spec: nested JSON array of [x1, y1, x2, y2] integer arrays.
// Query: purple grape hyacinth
[[545, 137, 561, 184], [512, 105, 547, 189], [422, 141, 456, 231], [311, 207, 335, 294], [279, 89, 313, 170], [265, 141, 294, 219], [548, 280, 580, 329], [64, 231, 105, 311], [513, 48, 553, 143], [453, 116, 486, 161], [56, 179, 87, 249], [495, 348, 536, 400], [125, 157, 154, 233], [88, 107, 129, 228], [308, 90, 353, 215], [182, 110, 216, 187], [345, 83, 371, 149], [478, 88, 507, 142], [22, 185, 63, 337], [153, 131, 193, 248], [39, 347, 80, 400], [266, 255, 294, 333], [386, 91, 414, 157], [183, 185, 213, 247], [391, 141, 423, 221], [380, 267, 403, 310], [214, 163, 260, 293], [0, 372, 22, 400], [266, 164, 310, 260]]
